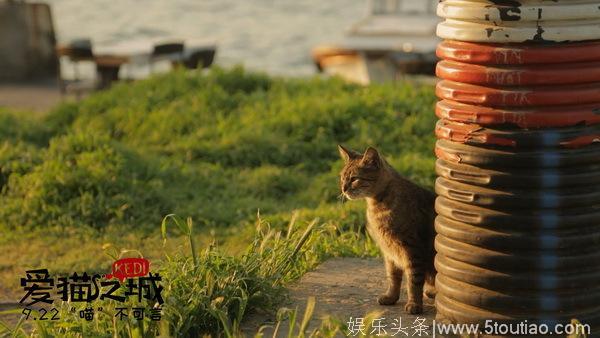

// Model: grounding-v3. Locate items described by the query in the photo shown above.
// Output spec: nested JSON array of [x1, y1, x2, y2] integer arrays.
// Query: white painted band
[[437, 18, 600, 42], [438, 0, 600, 22]]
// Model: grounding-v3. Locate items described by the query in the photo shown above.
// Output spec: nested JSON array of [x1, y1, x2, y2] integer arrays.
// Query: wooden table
[[56, 45, 129, 89], [56, 40, 216, 90], [93, 55, 130, 89]]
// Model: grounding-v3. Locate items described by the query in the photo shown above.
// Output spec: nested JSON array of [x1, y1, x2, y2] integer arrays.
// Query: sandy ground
[[243, 257, 436, 337]]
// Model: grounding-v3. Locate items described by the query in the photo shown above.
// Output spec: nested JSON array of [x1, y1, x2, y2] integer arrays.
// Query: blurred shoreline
[[46, 0, 365, 76], [1, 0, 367, 111]]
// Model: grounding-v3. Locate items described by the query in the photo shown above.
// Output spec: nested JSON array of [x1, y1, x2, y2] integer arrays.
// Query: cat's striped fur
[[338, 145, 436, 314]]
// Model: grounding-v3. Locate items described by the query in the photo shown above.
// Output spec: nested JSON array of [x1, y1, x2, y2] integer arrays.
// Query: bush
[[0, 141, 42, 192], [0, 109, 49, 145], [1, 67, 437, 230], [0, 133, 172, 229], [0, 216, 378, 337]]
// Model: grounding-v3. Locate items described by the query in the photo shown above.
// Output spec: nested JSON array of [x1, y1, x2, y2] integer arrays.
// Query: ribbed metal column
[[433, 0, 600, 333]]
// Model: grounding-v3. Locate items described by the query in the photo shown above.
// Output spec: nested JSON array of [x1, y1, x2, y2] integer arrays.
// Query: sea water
[[47, 0, 365, 77]]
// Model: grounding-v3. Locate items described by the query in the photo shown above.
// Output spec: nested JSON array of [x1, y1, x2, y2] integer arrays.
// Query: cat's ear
[[338, 144, 359, 163], [361, 147, 381, 168]]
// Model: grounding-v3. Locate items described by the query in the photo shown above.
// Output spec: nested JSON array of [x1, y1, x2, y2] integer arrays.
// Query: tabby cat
[[338, 145, 436, 314]]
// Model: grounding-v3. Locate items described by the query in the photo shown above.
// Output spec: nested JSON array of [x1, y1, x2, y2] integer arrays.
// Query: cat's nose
[[343, 182, 351, 192]]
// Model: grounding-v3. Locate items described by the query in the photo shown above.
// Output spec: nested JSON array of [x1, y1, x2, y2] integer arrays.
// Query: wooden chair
[[57, 39, 98, 98], [183, 48, 216, 70], [150, 42, 184, 73]]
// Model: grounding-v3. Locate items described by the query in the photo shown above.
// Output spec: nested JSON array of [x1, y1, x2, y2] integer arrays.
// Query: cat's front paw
[[377, 294, 399, 305], [404, 301, 423, 314]]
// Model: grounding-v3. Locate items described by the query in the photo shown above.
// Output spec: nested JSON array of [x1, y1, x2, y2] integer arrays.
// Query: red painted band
[[436, 80, 600, 107], [437, 60, 600, 86], [435, 119, 600, 148], [436, 100, 600, 128], [437, 40, 600, 65]]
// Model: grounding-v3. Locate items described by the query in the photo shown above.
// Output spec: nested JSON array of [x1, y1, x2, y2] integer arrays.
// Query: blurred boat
[[312, 0, 439, 84]]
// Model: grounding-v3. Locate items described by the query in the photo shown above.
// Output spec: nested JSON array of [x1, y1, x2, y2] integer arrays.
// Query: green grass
[[0, 66, 438, 336], [1, 216, 379, 337], [1, 66, 437, 232]]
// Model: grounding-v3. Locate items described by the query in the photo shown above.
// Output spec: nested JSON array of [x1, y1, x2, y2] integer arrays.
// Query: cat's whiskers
[[338, 192, 347, 204]]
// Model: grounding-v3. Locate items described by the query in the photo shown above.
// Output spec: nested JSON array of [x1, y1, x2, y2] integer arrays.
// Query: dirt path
[[1, 258, 437, 335], [0, 79, 62, 113], [243, 258, 436, 336]]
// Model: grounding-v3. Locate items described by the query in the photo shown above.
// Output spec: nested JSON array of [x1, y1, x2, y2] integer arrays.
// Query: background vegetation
[[1, 66, 436, 233], [0, 67, 437, 336]]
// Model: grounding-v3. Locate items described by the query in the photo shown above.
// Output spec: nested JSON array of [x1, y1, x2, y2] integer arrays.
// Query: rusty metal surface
[[435, 217, 600, 253], [434, 27, 600, 330], [434, 231, 600, 271], [435, 177, 600, 208], [435, 140, 600, 168], [435, 119, 600, 148], [436, 99, 600, 129], [435, 196, 600, 230], [436, 159, 600, 188], [436, 273, 600, 313], [436, 80, 600, 107], [435, 253, 600, 291], [436, 292, 600, 327], [437, 40, 600, 65]]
